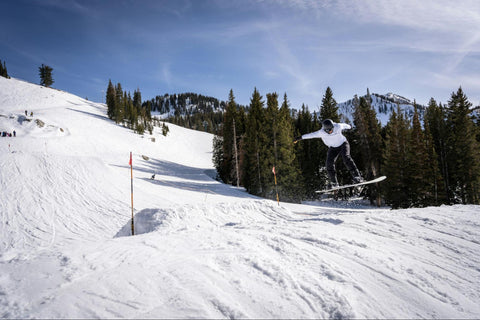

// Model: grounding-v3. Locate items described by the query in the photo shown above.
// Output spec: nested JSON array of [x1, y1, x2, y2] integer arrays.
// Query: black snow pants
[[326, 141, 360, 183]]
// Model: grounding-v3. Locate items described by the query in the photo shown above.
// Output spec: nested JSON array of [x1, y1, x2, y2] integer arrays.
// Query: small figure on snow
[[294, 119, 363, 188], [151, 173, 155, 180]]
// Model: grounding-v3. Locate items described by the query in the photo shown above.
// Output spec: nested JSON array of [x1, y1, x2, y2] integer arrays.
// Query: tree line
[[213, 87, 480, 208], [146, 92, 225, 115], [106, 80, 155, 135], [144, 93, 226, 135], [106, 82, 227, 136]]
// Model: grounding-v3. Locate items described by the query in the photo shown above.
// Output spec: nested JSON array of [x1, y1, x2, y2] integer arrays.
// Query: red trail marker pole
[[129, 152, 134, 236]]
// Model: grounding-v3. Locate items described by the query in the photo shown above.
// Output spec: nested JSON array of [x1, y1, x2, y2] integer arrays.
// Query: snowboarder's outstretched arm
[[293, 130, 325, 144], [293, 122, 352, 146], [301, 129, 327, 140]]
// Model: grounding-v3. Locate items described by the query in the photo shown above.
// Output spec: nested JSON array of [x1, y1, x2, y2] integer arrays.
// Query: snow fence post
[[129, 152, 134, 236], [272, 166, 279, 206]]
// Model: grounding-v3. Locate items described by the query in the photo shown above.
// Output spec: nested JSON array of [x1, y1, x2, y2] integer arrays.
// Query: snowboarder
[[294, 119, 363, 188], [151, 173, 155, 180]]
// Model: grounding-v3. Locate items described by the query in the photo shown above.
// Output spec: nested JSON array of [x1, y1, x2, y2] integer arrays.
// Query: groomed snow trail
[[4, 201, 477, 319]]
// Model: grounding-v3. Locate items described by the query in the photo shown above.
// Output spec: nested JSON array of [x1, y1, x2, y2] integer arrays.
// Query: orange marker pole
[[129, 152, 134, 236]]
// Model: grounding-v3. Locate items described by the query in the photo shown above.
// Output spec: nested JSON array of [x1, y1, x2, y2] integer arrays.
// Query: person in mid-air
[[294, 119, 363, 188]]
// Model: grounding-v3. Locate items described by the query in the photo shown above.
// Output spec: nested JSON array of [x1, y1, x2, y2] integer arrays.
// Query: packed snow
[[1, 77, 479, 318]]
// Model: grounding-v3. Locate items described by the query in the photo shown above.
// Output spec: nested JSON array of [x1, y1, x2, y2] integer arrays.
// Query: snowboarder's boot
[[352, 176, 364, 184], [351, 170, 364, 184], [327, 176, 339, 189]]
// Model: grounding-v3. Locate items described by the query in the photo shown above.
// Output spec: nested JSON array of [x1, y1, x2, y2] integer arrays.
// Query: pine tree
[[445, 87, 480, 204], [114, 83, 124, 124], [425, 98, 450, 202], [242, 88, 266, 195], [473, 105, 480, 144], [319, 87, 341, 186], [106, 80, 116, 120], [264, 92, 280, 199], [294, 105, 322, 197], [276, 93, 303, 202], [423, 118, 446, 205], [0, 60, 10, 78], [161, 122, 170, 136], [127, 92, 138, 130], [39, 64, 54, 87], [353, 96, 383, 204], [408, 104, 433, 206], [133, 88, 142, 109], [221, 89, 239, 185], [4, 61, 8, 78], [319, 87, 339, 122], [213, 135, 224, 180], [383, 106, 410, 208]]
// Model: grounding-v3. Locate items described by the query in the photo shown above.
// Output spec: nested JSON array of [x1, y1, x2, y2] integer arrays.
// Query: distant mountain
[[338, 92, 425, 126], [145, 92, 227, 119], [146, 90, 427, 128]]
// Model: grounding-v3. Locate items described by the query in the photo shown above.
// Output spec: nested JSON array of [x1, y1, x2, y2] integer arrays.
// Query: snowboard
[[315, 176, 386, 193]]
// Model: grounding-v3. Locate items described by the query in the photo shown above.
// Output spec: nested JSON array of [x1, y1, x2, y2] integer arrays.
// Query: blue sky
[[2, 0, 479, 109]]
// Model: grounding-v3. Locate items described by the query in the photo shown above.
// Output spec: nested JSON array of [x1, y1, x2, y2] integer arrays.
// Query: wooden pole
[[233, 119, 240, 188], [130, 152, 134, 236], [273, 166, 279, 206]]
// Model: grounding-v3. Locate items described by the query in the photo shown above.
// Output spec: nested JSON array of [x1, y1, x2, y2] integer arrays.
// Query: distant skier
[[294, 119, 363, 188], [151, 173, 155, 180]]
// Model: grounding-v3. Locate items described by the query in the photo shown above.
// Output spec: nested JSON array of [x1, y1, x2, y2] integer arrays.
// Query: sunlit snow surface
[[1, 77, 479, 318]]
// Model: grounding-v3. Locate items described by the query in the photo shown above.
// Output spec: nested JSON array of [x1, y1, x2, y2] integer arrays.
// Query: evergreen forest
[[144, 93, 225, 134], [213, 87, 480, 208], [106, 80, 155, 135]]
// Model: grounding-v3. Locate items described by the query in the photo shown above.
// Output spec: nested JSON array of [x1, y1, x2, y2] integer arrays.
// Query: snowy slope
[[1, 77, 479, 318]]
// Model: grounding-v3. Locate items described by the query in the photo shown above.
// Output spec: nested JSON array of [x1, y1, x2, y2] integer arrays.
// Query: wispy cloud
[[344, 0, 480, 34], [422, 70, 480, 104]]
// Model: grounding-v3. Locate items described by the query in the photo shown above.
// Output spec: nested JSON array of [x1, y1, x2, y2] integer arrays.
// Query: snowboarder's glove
[[293, 136, 302, 144]]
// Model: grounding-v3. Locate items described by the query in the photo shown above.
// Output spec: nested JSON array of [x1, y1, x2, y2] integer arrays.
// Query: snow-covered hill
[[1, 77, 479, 318]]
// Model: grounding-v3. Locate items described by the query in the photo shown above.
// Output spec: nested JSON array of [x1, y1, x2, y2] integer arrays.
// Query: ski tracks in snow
[[0, 134, 478, 318], [19, 200, 477, 319], [0, 150, 129, 256], [1, 194, 479, 318], [108, 201, 361, 318]]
